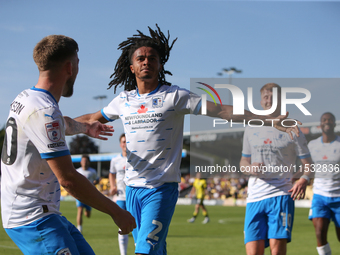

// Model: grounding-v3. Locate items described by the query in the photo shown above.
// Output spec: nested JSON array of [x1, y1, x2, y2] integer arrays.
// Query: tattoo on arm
[[64, 117, 87, 136]]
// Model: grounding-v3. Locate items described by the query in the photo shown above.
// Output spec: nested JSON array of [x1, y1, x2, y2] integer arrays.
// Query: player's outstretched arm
[[204, 101, 301, 139], [270, 112, 302, 139], [47, 155, 136, 234], [64, 114, 114, 140], [74, 110, 108, 124], [288, 157, 313, 200]]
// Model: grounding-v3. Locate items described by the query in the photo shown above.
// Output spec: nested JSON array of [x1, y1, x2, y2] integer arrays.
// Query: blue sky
[[0, 0, 339, 153]]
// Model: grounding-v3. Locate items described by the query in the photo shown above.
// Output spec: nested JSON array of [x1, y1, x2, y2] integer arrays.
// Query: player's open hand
[[288, 178, 308, 200], [112, 208, 136, 235], [86, 121, 114, 140], [271, 112, 302, 140]]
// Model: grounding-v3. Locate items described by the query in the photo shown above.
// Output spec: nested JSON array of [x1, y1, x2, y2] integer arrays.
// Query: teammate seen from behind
[[75, 25, 301, 255], [187, 173, 210, 224], [109, 133, 129, 255], [240, 83, 313, 255], [0, 35, 135, 255], [75, 154, 99, 233], [308, 112, 340, 255]]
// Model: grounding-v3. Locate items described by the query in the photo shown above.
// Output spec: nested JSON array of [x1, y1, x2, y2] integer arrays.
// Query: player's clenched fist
[[112, 208, 136, 235]]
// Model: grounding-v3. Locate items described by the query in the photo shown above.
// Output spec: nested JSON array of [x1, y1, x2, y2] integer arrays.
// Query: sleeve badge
[[45, 121, 61, 142]]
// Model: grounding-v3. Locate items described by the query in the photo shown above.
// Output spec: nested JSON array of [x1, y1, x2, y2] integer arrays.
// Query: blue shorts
[[309, 194, 340, 228], [244, 195, 294, 247], [5, 214, 95, 255], [126, 183, 178, 255], [76, 199, 92, 211], [116, 200, 126, 210]]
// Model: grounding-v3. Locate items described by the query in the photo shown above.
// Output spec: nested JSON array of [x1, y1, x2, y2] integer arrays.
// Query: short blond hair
[[260, 83, 281, 94], [33, 35, 78, 71]]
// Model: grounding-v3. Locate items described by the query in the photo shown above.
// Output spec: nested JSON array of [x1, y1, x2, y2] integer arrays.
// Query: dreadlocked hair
[[108, 24, 177, 93]]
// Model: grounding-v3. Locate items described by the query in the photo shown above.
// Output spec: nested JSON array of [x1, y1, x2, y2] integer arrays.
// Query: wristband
[[300, 174, 310, 184]]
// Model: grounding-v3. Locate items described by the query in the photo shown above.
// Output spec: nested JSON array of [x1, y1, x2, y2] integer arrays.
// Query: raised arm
[[204, 101, 301, 139], [64, 111, 113, 140], [206, 102, 259, 122], [73, 110, 108, 124], [47, 155, 136, 234]]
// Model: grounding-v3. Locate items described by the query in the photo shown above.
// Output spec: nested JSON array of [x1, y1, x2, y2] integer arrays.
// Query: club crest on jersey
[[57, 248, 71, 255], [152, 96, 163, 108], [45, 121, 61, 142]]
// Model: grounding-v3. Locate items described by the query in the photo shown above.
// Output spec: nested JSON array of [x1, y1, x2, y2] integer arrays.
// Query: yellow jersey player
[[188, 173, 210, 224]]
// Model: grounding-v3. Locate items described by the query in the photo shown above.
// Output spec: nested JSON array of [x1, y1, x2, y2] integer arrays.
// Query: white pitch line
[[0, 244, 20, 249]]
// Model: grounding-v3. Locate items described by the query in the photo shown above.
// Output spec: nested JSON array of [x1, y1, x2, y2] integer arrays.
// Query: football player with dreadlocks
[[74, 24, 301, 255]]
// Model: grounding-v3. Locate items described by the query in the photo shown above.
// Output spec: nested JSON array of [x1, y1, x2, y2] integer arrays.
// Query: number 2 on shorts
[[147, 220, 163, 241]]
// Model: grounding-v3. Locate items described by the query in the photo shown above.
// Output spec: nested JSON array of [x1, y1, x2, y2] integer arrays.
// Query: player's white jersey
[[1, 87, 70, 228], [308, 136, 340, 197], [102, 84, 201, 188], [76, 167, 98, 185], [242, 126, 310, 203], [109, 154, 127, 200]]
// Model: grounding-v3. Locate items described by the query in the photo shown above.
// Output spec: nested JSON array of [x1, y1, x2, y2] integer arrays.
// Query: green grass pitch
[[0, 201, 339, 254]]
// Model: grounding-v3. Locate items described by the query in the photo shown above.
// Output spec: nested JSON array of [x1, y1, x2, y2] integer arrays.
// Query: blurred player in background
[[187, 173, 210, 224], [75, 154, 99, 233], [109, 133, 129, 255], [74, 25, 300, 255], [0, 35, 135, 255], [308, 112, 340, 255], [240, 83, 312, 255]]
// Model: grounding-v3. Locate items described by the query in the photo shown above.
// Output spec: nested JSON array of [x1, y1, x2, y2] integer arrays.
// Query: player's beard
[[62, 78, 75, 98], [321, 125, 334, 136]]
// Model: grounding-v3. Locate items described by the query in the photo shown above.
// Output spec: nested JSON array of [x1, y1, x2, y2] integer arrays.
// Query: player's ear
[[65, 61, 72, 76], [130, 64, 135, 74]]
